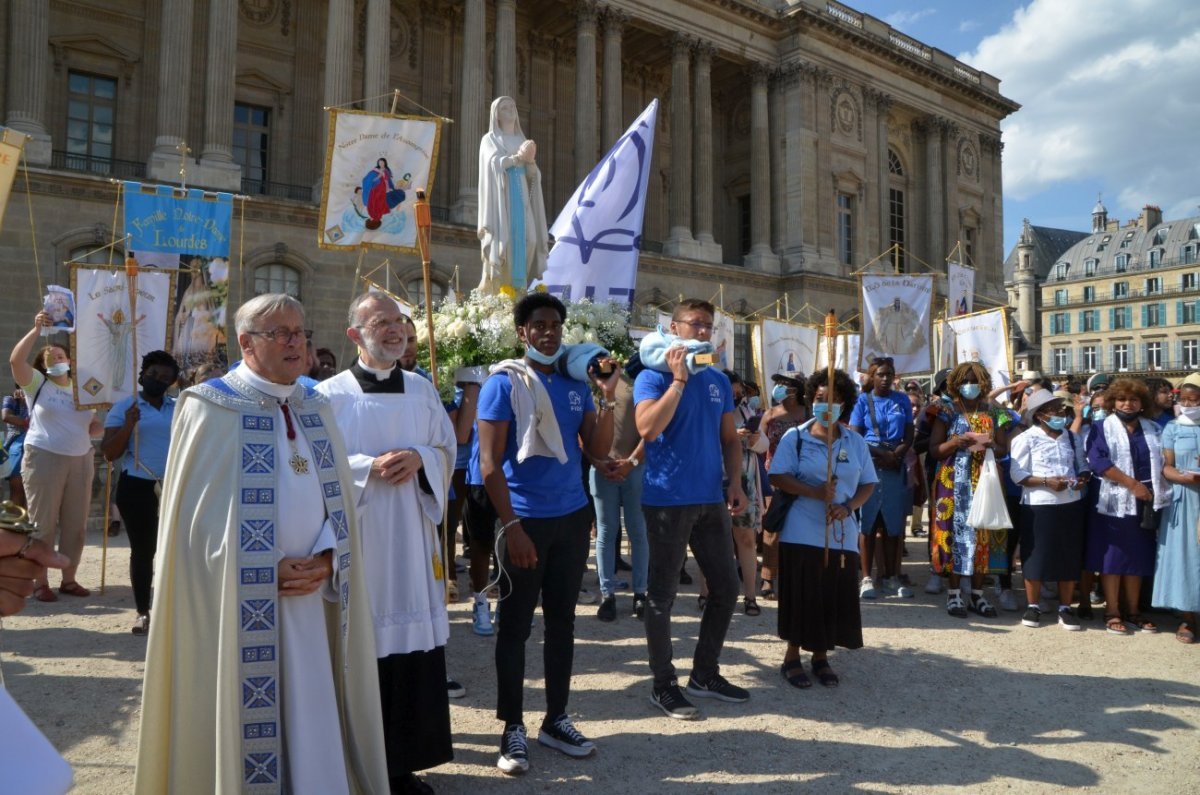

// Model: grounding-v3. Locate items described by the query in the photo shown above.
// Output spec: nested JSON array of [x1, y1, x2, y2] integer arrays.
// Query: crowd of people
[[2, 292, 1198, 794]]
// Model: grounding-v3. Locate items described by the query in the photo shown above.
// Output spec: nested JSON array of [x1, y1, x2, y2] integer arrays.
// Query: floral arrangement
[[560, 297, 636, 361]]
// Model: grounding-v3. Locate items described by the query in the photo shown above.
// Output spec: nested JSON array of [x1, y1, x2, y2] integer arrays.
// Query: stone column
[[4, 0, 51, 164], [148, 0, 196, 179], [601, 8, 627, 150], [451, 0, 485, 224], [312, 0, 354, 198], [744, 64, 779, 271], [364, 0, 391, 111], [919, 116, 944, 270], [574, 1, 599, 183], [197, 0, 240, 190], [690, 42, 721, 262], [769, 71, 785, 257], [664, 34, 696, 256], [866, 89, 892, 260], [779, 63, 810, 269], [942, 120, 960, 267], [494, 0, 517, 100]]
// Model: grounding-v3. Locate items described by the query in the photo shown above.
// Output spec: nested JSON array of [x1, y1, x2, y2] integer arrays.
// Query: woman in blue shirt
[[769, 369, 877, 689], [100, 350, 179, 636]]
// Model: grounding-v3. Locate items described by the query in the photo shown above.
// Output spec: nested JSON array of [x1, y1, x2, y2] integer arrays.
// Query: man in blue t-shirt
[[633, 298, 750, 721], [477, 293, 620, 775]]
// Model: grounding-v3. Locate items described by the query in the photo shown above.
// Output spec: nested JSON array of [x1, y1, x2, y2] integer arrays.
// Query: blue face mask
[[747, 396, 761, 411], [525, 344, 564, 366], [958, 383, 981, 400], [1092, 408, 1108, 423], [771, 384, 789, 403], [1043, 415, 1068, 431], [812, 402, 836, 427], [1082, 406, 1092, 420]]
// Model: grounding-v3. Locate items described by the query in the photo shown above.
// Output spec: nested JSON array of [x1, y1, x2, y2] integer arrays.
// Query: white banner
[[817, 333, 863, 376], [860, 274, 934, 374], [938, 319, 956, 371], [0, 128, 24, 234], [756, 318, 818, 383], [72, 267, 175, 408], [712, 309, 735, 371], [319, 110, 442, 252], [948, 260, 975, 316], [540, 100, 658, 306], [947, 308, 1012, 389]]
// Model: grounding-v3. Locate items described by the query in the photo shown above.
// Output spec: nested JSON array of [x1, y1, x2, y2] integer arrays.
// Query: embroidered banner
[[123, 182, 234, 257], [318, 110, 443, 252], [754, 318, 818, 384], [947, 260, 975, 316], [0, 128, 25, 234], [172, 256, 230, 375], [860, 274, 934, 374], [947, 307, 1012, 389], [817, 333, 863, 376]]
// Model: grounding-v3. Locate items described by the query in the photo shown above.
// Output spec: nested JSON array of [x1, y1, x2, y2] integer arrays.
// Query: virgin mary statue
[[476, 96, 549, 294]]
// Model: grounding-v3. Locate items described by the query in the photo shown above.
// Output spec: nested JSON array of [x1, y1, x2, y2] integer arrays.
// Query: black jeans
[[494, 505, 591, 726], [642, 503, 738, 690], [114, 472, 159, 614]]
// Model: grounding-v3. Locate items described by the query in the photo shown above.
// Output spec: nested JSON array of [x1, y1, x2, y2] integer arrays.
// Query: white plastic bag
[[0, 686, 74, 795], [965, 448, 1013, 529]]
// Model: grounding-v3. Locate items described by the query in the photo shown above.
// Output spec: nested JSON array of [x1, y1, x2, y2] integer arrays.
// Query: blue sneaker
[[472, 600, 494, 636]]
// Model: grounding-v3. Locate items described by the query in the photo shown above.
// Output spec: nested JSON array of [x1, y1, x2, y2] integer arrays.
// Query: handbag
[[964, 448, 1013, 529], [1139, 499, 1162, 531], [762, 431, 803, 534]]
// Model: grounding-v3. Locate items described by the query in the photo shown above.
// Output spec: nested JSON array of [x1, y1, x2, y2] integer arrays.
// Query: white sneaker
[[859, 577, 877, 599], [578, 588, 598, 605], [997, 588, 1020, 612], [924, 575, 944, 595], [472, 600, 494, 636], [896, 580, 915, 598]]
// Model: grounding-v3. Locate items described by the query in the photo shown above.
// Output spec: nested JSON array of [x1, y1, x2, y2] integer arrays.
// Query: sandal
[[760, 579, 776, 601], [946, 590, 967, 618], [743, 597, 761, 616], [780, 659, 811, 689], [1126, 614, 1158, 633], [59, 582, 91, 597], [33, 584, 58, 602], [969, 592, 997, 618], [1176, 622, 1195, 644], [1105, 614, 1132, 635], [811, 658, 839, 688]]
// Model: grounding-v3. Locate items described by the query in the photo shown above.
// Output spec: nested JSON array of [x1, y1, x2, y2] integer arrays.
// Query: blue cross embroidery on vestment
[[241, 443, 275, 474], [240, 520, 274, 552], [330, 509, 348, 540], [323, 481, 341, 498], [242, 676, 277, 709], [244, 752, 279, 785], [311, 439, 335, 470], [241, 599, 276, 632]]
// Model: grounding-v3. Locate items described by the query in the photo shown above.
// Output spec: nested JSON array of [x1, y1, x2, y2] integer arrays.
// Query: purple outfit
[[1085, 420, 1158, 576]]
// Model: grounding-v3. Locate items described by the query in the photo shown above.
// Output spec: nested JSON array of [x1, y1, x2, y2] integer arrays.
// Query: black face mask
[[139, 376, 171, 398], [1115, 409, 1140, 423]]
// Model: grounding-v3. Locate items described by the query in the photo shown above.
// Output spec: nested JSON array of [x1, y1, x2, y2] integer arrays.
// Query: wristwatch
[[628, 456, 641, 467]]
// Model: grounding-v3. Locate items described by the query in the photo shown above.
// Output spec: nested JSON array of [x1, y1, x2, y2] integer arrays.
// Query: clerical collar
[[350, 359, 406, 394], [236, 365, 298, 401], [357, 360, 396, 380]]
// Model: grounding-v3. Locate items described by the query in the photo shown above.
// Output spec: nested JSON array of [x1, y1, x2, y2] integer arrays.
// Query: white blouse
[[1009, 425, 1088, 506]]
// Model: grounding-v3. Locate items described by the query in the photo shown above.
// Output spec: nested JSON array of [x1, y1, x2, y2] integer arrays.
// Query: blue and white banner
[[947, 260, 975, 316], [538, 99, 658, 307], [123, 182, 234, 257]]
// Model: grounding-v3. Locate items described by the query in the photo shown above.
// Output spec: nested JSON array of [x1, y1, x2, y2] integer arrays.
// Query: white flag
[[758, 319, 818, 381], [540, 100, 658, 306], [948, 308, 1011, 389], [947, 260, 975, 316], [860, 274, 934, 374]]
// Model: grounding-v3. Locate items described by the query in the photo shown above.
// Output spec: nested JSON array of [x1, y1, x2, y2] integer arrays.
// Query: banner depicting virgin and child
[[318, 110, 443, 252]]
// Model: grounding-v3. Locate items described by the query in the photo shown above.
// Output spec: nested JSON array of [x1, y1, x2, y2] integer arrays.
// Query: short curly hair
[[804, 368, 858, 417], [140, 349, 180, 380], [513, 292, 566, 326], [946, 362, 992, 399], [1102, 377, 1152, 416]]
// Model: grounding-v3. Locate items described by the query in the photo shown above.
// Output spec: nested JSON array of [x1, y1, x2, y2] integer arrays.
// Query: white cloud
[[962, 0, 1200, 223], [958, 19, 980, 33], [884, 8, 936, 28]]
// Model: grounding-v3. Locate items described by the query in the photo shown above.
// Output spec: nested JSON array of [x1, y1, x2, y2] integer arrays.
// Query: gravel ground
[[3, 527, 1199, 794]]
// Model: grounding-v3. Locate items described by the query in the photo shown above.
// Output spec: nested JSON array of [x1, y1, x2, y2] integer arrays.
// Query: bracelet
[[498, 517, 522, 533]]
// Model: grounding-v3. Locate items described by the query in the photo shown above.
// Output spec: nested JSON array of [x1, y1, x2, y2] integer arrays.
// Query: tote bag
[[964, 448, 1013, 529]]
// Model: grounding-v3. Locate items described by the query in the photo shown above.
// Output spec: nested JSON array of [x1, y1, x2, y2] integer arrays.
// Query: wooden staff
[[823, 308, 838, 567]]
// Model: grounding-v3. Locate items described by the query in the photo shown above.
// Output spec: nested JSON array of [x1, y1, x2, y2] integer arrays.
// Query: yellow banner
[[0, 128, 26, 234]]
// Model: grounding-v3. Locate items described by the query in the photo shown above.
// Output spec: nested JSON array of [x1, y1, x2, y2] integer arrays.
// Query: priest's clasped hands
[[370, 448, 424, 485], [277, 550, 334, 597]]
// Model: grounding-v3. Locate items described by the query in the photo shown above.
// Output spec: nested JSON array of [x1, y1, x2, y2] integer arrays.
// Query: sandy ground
[[3, 524, 1200, 794]]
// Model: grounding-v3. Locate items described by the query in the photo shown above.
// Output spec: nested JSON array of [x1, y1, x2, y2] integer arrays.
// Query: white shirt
[[1009, 425, 1087, 506], [20, 371, 95, 456]]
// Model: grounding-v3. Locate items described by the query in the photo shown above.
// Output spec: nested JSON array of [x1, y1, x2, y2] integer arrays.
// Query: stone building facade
[[1, 0, 1017, 374]]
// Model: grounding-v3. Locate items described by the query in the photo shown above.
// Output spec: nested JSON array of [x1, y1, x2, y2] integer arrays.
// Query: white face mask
[[1180, 406, 1200, 423], [45, 362, 70, 377]]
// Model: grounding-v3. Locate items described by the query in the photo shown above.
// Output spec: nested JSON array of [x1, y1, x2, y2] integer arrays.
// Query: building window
[[1053, 348, 1069, 374], [1113, 309, 1128, 330], [1053, 262, 1069, 281], [963, 226, 976, 265], [888, 188, 905, 271], [1054, 289, 1068, 306], [1050, 312, 1070, 335], [1146, 277, 1162, 295], [1113, 281, 1129, 299], [1082, 345, 1098, 372], [405, 277, 446, 309], [1183, 272, 1198, 291], [1115, 253, 1130, 272], [254, 263, 300, 298], [1084, 258, 1098, 277], [1185, 245, 1198, 265], [1153, 227, 1170, 246], [1113, 343, 1129, 371], [888, 149, 904, 176], [738, 194, 751, 257], [1185, 302, 1198, 324], [1145, 303, 1162, 327], [1149, 248, 1164, 268], [1097, 234, 1112, 252], [1146, 342, 1163, 369], [234, 103, 271, 193], [1082, 311, 1098, 332], [1083, 285, 1096, 303], [1120, 231, 1135, 249], [836, 192, 854, 267], [1184, 339, 1200, 368], [66, 71, 117, 173]]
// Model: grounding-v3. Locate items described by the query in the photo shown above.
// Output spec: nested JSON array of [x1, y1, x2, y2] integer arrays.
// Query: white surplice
[[318, 368, 455, 656]]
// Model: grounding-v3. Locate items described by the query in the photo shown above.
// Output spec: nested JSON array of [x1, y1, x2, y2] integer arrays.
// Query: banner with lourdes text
[[947, 308, 1012, 390], [859, 274, 934, 374], [70, 266, 175, 409], [947, 260, 975, 316], [0, 128, 26, 234], [753, 318, 818, 386], [319, 110, 442, 252]]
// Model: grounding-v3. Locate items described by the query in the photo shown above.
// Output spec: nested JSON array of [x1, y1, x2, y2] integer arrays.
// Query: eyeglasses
[[677, 320, 714, 332], [247, 327, 311, 345]]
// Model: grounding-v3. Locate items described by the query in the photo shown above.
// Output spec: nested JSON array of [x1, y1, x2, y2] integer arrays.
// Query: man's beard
[[362, 335, 404, 365]]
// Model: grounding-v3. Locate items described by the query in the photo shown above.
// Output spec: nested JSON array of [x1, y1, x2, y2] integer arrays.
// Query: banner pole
[[823, 309, 838, 568], [100, 462, 112, 594]]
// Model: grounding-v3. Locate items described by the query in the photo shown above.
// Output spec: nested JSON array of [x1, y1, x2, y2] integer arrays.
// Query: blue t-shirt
[[768, 422, 878, 549], [634, 366, 734, 507], [849, 390, 912, 446], [103, 393, 177, 480], [467, 431, 482, 486], [448, 386, 474, 471], [476, 369, 593, 518]]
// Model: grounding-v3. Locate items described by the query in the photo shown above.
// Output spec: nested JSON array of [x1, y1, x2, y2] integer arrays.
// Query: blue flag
[[123, 182, 234, 257]]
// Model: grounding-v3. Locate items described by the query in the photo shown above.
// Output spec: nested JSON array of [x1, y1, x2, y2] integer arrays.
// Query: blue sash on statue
[[194, 373, 353, 794], [507, 164, 527, 289]]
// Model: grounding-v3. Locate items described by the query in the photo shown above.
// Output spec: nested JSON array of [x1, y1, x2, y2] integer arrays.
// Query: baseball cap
[[1087, 372, 1111, 392]]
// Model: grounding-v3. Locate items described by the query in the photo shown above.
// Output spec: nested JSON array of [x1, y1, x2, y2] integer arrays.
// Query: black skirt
[[377, 646, 454, 776], [1019, 501, 1085, 582], [777, 542, 863, 652]]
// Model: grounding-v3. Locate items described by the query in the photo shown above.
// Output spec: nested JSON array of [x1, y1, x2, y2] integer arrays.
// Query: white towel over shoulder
[[490, 359, 568, 464]]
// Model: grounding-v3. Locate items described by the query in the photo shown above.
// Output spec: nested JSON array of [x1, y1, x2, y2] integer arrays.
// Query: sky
[[843, 0, 1200, 257]]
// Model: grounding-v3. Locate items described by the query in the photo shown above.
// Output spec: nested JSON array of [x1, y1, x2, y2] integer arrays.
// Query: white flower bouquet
[[562, 297, 636, 360], [413, 289, 523, 400]]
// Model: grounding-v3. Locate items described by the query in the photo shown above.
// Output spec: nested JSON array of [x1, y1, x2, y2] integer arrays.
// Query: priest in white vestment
[[318, 293, 456, 794], [134, 294, 389, 795]]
